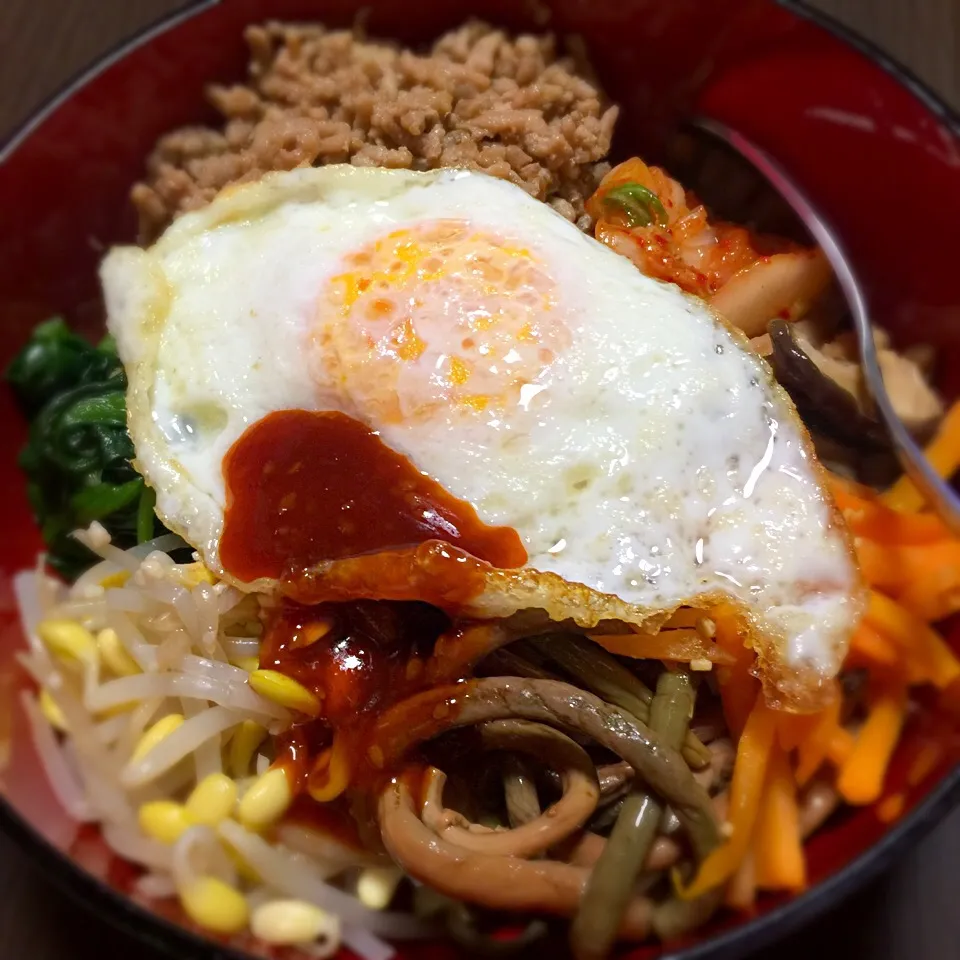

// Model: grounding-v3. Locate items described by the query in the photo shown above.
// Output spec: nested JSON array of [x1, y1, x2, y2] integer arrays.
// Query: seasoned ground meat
[[132, 20, 618, 241]]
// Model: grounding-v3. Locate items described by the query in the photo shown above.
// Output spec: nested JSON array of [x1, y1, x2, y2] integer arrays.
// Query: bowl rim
[[787, 0, 959, 135], [2, 2, 959, 958]]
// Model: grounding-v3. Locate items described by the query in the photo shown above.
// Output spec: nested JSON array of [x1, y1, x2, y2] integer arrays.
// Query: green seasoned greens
[[570, 669, 697, 960], [6, 318, 164, 580], [601, 182, 668, 228], [522, 634, 711, 769]]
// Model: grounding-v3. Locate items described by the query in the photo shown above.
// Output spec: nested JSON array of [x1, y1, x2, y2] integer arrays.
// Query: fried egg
[[102, 166, 863, 707]]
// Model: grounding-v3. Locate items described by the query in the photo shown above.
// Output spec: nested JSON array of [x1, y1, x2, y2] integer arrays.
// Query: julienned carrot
[[795, 696, 845, 786], [937, 675, 960, 719], [713, 608, 759, 739], [849, 622, 900, 668], [837, 684, 908, 805], [896, 569, 960, 623], [906, 740, 944, 787], [853, 538, 902, 591], [883, 399, 960, 512], [865, 591, 960, 689], [679, 693, 775, 900], [776, 712, 818, 752], [662, 608, 707, 629], [855, 539, 960, 596], [701, 421, 960, 907], [876, 793, 906, 823], [829, 476, 950, 544], [587, 629, 736, 665], [725, 840, 757, 911], [825, 726, 856, 767], [826, 472, 879, 503], [719, 664, 759, 741], [754, 745, 806, 891], [863, 511, 952, 546]]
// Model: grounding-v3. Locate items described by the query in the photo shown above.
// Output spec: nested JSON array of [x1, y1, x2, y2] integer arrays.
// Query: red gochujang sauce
[[273, 724, 369, 849], [219, 409, 527, 583], [259, 599, 449, 721], [261, 596, 464, 803], [220, 409, 525, 820]]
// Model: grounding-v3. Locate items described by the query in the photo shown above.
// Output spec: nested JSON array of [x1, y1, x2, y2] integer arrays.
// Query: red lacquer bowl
[[2, 2, 960, 958]]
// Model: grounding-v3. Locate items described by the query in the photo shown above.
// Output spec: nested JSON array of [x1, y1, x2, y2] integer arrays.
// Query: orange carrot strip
[[937, 676, 960, 719], [907, 741, 945, 787], [828, 477, 949, 544], [837, 684, 908, 805], [725, 840, 758, 911], [826, 726, 856, 767], [853, 538, 906, 591], [679, 693, 776, 899], [754, 745, 806, 891], [795, 696, 844, 786], [587, 629, 736, 665], [713, 608, 759, 739], [827, 472, 881, 502], [719, 666, 758, 741], [883, 400, 960, 512], [861, 512, 950, 545], [855, 540, 960, 595], [896, 571, 960, 623], [865, 591, 960, 689], [662, 608, 709, 629], [777, 712, 819, 752], [876, 793, 906, 823], [850, 622, 900, 668]]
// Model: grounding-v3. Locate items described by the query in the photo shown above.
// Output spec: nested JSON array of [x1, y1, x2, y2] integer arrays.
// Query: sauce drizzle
[[220, 409, 527, 582]]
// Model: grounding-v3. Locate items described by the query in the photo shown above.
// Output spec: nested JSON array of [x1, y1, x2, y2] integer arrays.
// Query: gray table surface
[[1, 0, 959, 957]]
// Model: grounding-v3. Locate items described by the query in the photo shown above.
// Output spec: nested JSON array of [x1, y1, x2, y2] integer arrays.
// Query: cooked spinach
[[7, 318, 165, 580]]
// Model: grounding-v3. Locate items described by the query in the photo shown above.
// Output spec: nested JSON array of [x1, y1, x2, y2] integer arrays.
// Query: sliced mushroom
[[876, 349, 943, 436], [791, 325, 943, 439], [767, 319, 890, 450]]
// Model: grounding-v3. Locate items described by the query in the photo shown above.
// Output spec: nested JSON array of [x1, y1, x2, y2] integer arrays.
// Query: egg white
[[102, 165, 863, 705]]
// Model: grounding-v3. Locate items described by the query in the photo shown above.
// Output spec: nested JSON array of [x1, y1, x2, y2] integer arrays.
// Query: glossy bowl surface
[[2, 2, 960, 958]]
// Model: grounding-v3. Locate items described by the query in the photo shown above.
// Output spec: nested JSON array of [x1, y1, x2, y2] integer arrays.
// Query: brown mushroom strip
[[597, 761, 634, 796], [652, 888, 725, 941], [588, 797, 627, 834], [564, 789, 731, 872], [693, 737, 736, 795], [480, 647, 567, 683], [419, 721, 600, 857], [560, 831, 606, 867], [503, 754, 540, 828], [589, 765, 639, 822], [518, 636, 653, 717], [379, 776, 654, 937], [563, 829, 682, 873], [368, 678, 719, 860], [521, 635, 712, 769], [767, 319, 890, 451], [425, 624, 513, 684], [690, 714, 727, 745]]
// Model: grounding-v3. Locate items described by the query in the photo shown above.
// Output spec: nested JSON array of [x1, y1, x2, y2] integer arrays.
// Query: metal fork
[[694, 117, 960, 535]]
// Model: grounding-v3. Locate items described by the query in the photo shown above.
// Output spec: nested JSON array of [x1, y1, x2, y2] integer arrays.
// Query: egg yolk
[[314, 220, 568, 423]]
